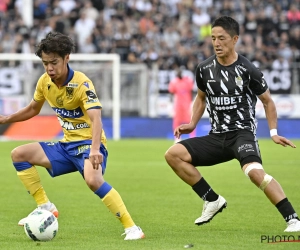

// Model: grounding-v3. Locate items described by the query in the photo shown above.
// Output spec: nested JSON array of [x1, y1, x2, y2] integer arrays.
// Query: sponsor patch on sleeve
[[85, 90, 98, 103]]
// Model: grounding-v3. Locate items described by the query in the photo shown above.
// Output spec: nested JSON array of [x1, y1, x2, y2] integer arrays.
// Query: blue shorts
[[39, 140, 108, 178]]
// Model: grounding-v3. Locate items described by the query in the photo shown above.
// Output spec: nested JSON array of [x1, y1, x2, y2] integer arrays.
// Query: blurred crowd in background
[[0, 0, 300, 73]]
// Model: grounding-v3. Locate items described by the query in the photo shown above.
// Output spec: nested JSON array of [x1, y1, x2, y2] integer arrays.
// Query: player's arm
[[258, 90, 296, 148], [87, 108, 103, 170], [0, 99, 44, 124], [190, 89, 206, 127], [258, 89, 277, 131], [168, 80, 175, 94], [174, 89, 206, 138]]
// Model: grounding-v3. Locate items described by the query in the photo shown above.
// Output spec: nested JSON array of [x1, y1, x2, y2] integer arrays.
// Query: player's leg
[[243, 163, 300, 232], [234, 130, 300, 232], [11, 142, 58, 225], [83, 146, 144, 240], [165, 135, 231, 225]]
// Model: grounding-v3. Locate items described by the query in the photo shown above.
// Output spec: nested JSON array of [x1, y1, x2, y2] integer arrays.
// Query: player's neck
[[216, 52, 238, 66], [53, 70, 68, 88], [53, 78, 66, 88]]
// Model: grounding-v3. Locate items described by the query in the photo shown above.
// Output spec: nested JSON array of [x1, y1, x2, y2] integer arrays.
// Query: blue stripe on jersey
[[62, 64, 74, 86], [13, 162, 32, 171], [52, 106, 84, 118], [94, 182, 112, 199], [87, 106, 101, 110]]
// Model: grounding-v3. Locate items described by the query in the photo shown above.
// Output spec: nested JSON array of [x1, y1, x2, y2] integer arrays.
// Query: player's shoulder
[[36, 72, 51, 86], [72, 71, 93, 87], [237, 54, 258, 71], [38, 72, 50, 81], [73, 71, 90, 81], [197, 55, 217, 70]]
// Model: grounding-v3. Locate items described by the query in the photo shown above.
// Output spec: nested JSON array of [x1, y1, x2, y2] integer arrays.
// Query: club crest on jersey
[[56, 96, 63, 107], [67, 82, 78, 88], [66, 87, 74, 99], [235, 76, 243, 87]]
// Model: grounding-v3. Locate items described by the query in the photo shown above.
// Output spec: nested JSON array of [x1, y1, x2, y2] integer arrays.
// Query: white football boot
[[284, 219, 300, 232], [194, 195, 227, 225], [18, 202, 59, 226], [122, 225, 145, 240]]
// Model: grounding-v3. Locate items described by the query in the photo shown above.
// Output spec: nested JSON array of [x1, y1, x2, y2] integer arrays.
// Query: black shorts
[[179, 129, 262, 167]]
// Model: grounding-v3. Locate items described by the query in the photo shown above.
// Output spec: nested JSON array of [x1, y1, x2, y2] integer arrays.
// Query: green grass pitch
[[0, 139, 300, 250]]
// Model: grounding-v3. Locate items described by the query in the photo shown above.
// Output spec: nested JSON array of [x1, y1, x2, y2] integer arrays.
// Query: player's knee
[[243, 163, 263, 177], [164, 149, 173, 164], [11, 147, 26, 162], [85, 177, 104, 192], [243, 163, 273, 190], [165, 146, 180, 168]]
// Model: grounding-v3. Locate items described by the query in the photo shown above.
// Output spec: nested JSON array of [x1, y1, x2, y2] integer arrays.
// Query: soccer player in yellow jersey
[[0, 32, 145, 240]]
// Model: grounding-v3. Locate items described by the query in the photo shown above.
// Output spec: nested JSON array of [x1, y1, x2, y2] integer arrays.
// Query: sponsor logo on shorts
[[77, 145, 91, 154], [238, 144, 254, 153]]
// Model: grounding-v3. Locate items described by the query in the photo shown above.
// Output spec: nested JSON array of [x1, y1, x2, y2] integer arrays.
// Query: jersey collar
[[62, 64, 74, 86], [51, 64, 74, 86]]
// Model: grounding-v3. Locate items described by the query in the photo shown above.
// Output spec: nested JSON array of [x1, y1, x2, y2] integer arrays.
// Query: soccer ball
[[24, 209, 58, 241]]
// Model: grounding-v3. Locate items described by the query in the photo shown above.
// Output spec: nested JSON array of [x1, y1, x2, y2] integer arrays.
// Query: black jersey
[[195, 54, 268, 134]]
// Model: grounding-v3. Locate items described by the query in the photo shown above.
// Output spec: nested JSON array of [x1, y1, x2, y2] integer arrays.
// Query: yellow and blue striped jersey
[[33, 65, 107, 147]]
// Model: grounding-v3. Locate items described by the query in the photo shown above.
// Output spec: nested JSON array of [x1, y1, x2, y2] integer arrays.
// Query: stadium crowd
[[0, 0, 300, 73]]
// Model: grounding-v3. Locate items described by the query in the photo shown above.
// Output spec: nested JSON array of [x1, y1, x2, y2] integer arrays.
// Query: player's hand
[[0, 115, 7, 124], [271, 135, 296, 148], [89, 150, 103, 170], [174, 123, 196, 139]]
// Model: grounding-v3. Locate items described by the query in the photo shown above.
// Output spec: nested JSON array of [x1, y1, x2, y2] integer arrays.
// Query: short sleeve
[[78, 81, 102, 110], [249, 66, 268, 96], [195, 65, 206, 92]]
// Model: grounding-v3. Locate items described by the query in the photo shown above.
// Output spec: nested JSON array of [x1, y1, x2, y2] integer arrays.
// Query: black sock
[[192, 178, 219, 202], [276, 198, 299, 222]]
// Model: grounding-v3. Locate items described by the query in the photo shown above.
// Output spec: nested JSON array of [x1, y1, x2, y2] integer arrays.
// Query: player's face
[[211, 26, 238, 58], [41, 52, 69, 85]]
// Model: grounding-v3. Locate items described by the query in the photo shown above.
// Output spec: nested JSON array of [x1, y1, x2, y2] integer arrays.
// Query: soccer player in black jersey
[[165, 16, 300, 232]]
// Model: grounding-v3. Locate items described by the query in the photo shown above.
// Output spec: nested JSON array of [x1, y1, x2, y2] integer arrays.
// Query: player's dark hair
[[176, 68, 182, 79], [212, 16, 239, 37], [35, 32, 75, 58]]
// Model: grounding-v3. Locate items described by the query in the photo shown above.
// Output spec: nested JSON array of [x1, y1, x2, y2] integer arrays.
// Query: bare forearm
[[190, 96, 206, 127], [91, 118, 102, 151], [263, 100, 278, 130], [1, 105, 39, 124]]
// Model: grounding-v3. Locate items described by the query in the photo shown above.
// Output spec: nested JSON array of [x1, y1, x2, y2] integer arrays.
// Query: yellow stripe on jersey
[[33, 65, 107, 147]]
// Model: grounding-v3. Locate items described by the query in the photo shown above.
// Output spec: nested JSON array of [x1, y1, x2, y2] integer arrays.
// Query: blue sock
[[13, 162, 32, 171], [94, 182, 112, 199]]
